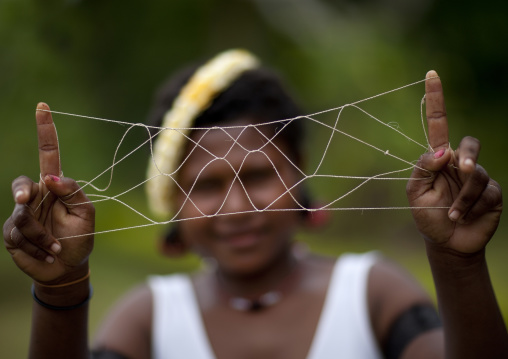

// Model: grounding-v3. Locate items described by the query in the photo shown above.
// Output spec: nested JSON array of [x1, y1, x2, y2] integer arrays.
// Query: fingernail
[[449, 210, 460, 221], [50, 242, 61, 254], [463, 158, 474, 167], [15, 190, 24, 202], [434, 149, 445, 159], [45, 255, 55, 264], [48, 175, 60, 182]]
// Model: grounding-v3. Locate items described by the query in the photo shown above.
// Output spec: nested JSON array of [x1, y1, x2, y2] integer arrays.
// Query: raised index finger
[[36, 102, 61, 178], [425, 70, 449, 151]]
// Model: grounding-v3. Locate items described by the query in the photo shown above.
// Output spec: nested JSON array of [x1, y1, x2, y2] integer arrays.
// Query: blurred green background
[[1, 0, 507, 357]]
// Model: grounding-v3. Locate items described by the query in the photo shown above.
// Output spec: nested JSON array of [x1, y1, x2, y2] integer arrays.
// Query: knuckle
[[32, 247, 49, 261], [460, 137, 481, 154], [11, 231, 26, 249], [12, 207, 33, 228], [426, 110, 447, 120], [491, 180, 503, 199], [33, 230, 52, 246], [456, 193, 475, 208], [469, 166, 489, 188], [463, 183, 503, 222], [2, 229, 11, 245], [2, 218, 13, 238], [475, 163, 487, 174], [477, 170, 490, 188], [39, 143, 59, 152], [484, 184, 503, 208]]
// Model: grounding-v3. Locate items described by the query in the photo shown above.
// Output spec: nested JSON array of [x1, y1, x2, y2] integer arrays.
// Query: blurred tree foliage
[[1, 0, 507, 357]]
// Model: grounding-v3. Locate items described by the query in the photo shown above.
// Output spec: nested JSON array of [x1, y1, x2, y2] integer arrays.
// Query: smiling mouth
[[222, 231, 261, 250]]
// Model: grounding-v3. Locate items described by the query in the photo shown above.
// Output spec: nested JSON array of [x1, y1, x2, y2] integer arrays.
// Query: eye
[[191, 177, 222, 194], [241, 167, 277, 186]]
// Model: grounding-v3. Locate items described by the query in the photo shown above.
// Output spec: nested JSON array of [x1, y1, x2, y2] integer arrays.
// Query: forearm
[[426, 242, 508, 359], [29, 271, 91, 359]]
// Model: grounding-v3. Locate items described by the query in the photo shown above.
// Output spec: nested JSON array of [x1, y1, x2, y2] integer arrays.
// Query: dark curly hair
[[146, 64, 305, 162]]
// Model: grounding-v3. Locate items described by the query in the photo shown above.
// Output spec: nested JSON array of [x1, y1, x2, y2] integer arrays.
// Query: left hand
[[3, 103, 95, 284], [406, 70, 502, 254]]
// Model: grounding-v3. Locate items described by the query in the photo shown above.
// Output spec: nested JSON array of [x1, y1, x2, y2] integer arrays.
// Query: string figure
[[36, 76, 446, 240]]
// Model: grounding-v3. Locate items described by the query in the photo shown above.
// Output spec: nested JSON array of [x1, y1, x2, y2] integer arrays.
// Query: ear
[[299, 187, 330, 229], [157, 226, 189, 258], [303, 203, 331, 229]]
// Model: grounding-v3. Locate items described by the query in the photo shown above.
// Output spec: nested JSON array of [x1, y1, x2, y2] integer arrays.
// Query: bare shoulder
[[368, 256, 444, 358], [368, 258, 432, 342], [368, 256, 432, 312], [93, 284, 153, 359]]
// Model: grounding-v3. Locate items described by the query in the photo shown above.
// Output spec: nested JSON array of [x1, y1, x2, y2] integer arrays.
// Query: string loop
[[35, 76, 446, 240]]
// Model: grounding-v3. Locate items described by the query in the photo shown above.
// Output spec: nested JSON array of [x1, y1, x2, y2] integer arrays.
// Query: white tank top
[[149, 252, 382, 359]]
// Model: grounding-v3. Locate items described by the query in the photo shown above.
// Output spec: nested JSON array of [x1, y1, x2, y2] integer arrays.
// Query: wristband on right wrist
[[35, 269, 91, 288], [31, 283, 93, 311]]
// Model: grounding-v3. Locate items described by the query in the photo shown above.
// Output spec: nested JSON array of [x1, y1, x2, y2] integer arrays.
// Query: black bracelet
[[31, 283, 93, 311]]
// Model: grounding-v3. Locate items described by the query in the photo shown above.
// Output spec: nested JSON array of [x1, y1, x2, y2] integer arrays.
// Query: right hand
[[406, 72, 502, 255], [3, 103, 95, 284]]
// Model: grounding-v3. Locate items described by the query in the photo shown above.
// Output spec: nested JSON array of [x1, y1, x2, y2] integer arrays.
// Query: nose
[[220, 178, 255, 215]]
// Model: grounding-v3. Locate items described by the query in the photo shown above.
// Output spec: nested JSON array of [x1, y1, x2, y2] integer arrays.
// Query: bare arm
[[93, 284, 153, 359], [425, 242, 506, 359], [29, 277, 91, 359], [369, 258, 444, 359]]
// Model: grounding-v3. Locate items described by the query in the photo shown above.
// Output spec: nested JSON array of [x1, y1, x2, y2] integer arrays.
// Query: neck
[[213, 245, 304, 309]]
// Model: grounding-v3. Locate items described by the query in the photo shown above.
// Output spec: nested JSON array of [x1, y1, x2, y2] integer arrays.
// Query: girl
[[4, 49, 507, 359]]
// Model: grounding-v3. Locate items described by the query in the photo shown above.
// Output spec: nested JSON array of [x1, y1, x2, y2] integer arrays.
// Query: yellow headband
[[146, 49, 260, 219]]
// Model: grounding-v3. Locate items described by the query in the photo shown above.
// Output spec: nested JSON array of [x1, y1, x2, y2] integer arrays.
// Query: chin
[[214, 240, 292, 278]]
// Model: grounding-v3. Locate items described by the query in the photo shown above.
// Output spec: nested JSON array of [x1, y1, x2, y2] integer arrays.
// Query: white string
[[35, 76, 447, 240]]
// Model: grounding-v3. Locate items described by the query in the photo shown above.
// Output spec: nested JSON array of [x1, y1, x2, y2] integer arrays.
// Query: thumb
[[43, 175, 92, 214], [407, 147, 452, 199], [414, 146, 452, 178]]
